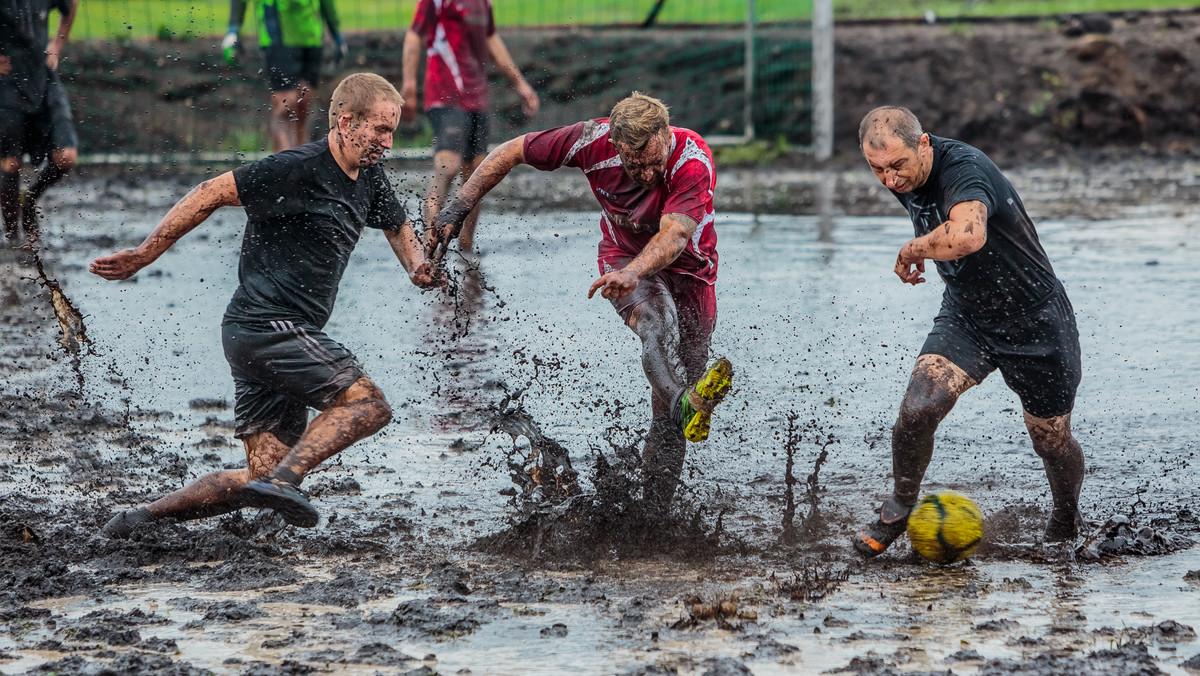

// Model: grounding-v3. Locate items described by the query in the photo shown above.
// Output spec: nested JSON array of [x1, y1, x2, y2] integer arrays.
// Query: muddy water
[[1, 182, 1198, 675]]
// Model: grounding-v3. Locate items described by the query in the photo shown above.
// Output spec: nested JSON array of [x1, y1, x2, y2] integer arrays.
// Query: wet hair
[[858, 106, 924, 151], [609, 92, 670, 151], [328, 73, 404, 130]]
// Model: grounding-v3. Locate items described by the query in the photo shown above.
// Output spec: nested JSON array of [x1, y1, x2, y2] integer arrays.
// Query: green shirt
[[232, 0, 339, 48]]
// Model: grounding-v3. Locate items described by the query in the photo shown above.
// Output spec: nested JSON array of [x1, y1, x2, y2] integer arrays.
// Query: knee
[[1, 158, 22, 174], [365, 396, 393, 431], [52, 148, 76, 171], [1030, 428, 1075, 459], [628, 300, 676, 341], [434, 155, 464, 179], [896, 392, 953, 434]]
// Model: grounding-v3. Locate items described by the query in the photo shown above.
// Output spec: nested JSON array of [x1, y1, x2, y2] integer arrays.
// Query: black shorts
[[262, 45, 322, 92], [222, 319, 365, 446], [0, 76, 78, 164], [428, 107, 489, 160], [920, 285, 1082, 419]]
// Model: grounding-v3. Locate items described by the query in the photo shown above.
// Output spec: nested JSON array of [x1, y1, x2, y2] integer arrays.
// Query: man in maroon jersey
[[401, 0, 539, 253], [429, 92, 733, 504]]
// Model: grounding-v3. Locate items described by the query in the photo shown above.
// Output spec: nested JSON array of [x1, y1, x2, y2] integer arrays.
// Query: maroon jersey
[[410, 0, 495, 113], [522, 119, 719, 285]]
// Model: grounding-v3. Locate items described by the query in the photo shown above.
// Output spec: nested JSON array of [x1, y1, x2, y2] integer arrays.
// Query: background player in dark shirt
[[853, 106, 1086, 556], [0, 0, 79, 244], [91, 73, 435, 536]]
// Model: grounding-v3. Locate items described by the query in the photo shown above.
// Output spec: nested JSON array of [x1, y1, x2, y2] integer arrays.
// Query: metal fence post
[[744, 0, 756, 142], [813, 0, 834, 159]]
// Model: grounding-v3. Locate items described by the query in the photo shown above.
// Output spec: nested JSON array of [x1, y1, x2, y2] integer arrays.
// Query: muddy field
[[0, 159, 1198, 675]]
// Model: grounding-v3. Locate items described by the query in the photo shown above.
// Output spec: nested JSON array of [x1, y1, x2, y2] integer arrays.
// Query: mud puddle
[[1, 179, 1198, 673]]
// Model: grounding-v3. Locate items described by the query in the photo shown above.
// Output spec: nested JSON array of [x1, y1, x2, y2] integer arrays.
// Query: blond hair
[[328, 73, 404, 129], [609, 92, 670, 150]]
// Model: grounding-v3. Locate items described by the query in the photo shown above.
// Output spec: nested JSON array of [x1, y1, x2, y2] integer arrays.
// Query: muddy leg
[[1025, 411, 1085, 540], [628, 295, 689, 503], [269, 89, 303, 153], [26, 148, 75, 202], [144, 432, 291, 521], [890, 354, 977, 505], [267, 376, 392, 485], [292, 82, 312, 147]]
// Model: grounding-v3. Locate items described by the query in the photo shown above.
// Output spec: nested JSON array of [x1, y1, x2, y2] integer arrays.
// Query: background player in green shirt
[[221, 0, 347, 152]]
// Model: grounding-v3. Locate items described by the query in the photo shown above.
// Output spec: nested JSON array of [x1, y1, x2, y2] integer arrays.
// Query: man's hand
[[0, 55, 11, 77], [427, 197, 473, 265], [400, 82, 418, 123], [588, 268, 639, 300], [517, 82, 539, 118], [408, 261, 437, 289], [221, 29, 241, 66], [333, 34, 347, 67], [894, 241, 926, 285], [90, 249, 151, 281]]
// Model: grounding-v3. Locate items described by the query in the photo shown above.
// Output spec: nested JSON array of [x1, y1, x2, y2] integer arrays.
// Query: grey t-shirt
[[0, 0, 72, 112], [892, 135, 1059, 320], [225, 138, 405, 329]]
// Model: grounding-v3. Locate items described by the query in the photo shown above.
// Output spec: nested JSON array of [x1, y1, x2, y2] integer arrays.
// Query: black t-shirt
[[225, 138, 406, 329], [0, 0, 71, 112], [892, 135, 1059, 320]]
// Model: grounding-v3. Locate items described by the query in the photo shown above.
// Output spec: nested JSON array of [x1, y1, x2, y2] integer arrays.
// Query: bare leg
[[424, 149, 464, 228], [890, 354, 978, 505], [291, 82, 312, 148], [145, 432, 290, 521], [27, 147, 76, 202], [1025, 411, 1085, 540], [269, 89, 303, 153], [627, 295, 690, 504], [0, 158, 20, 239], [267, 376, 392, 484], [456, 154, 486, 252]]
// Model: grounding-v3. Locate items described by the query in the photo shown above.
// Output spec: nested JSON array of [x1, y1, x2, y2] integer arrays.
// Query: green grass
[[66, 0, 1200, 41]]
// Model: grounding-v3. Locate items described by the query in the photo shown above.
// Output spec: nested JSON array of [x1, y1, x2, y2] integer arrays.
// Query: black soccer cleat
[[241, 478, 319, 528], [853, 497, 915, 557], [102, 507, 153, 539]]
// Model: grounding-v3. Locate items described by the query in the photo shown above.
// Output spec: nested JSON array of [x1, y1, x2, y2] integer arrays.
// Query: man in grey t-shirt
[[92, 73, 435, 536]]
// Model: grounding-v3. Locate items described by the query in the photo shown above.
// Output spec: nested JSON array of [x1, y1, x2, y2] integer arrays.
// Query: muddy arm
[[384, 220, 436, 288], [89, 172, 241, 281], [588, 213, 698, 300], [428, 135, 527, 262], [400, 30, 423, 123], [895, 200, 987, 285]]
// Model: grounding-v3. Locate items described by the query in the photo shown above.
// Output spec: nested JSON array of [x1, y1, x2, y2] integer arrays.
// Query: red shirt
[[522, 119, 719, 284], [410, 0, 495, 113]]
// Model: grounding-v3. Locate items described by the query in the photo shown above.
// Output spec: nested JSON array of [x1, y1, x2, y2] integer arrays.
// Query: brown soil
[[56, 8, 1200, 165]]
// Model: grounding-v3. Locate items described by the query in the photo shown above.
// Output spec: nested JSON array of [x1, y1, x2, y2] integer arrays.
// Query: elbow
[[963, 229, 987, 255]]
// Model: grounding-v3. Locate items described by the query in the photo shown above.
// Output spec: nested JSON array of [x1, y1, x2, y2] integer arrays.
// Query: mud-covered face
[[615, 130, 671, 189], [340, 100, 399, 167], [863, 133, 932, 194]]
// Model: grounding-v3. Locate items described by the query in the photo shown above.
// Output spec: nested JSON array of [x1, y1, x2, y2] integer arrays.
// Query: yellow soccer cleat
[[680, 357, 734, 442]]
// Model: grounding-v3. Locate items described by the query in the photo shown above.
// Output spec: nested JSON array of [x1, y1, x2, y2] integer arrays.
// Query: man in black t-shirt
[[91, 73, 436, 536], [0, 0, 79, 244], [852, 106, 1086, 556]]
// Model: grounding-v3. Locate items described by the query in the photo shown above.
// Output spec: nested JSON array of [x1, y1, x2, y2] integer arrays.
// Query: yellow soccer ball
[[906, 492, 984, 564]]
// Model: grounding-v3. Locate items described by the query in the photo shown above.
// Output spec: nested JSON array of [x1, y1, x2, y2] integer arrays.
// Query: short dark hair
[[858, 106, 924, 151]]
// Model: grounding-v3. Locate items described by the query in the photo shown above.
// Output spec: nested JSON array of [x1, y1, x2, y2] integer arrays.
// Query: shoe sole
[[242, 483, 319, 528], [684, 358, 734, 442]]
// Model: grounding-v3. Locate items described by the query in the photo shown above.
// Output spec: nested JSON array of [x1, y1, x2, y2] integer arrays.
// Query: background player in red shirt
[[429, 92, 733, 504], [401, 0, 539, 253]]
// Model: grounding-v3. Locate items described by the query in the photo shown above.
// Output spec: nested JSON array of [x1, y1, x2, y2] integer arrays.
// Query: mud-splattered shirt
[[225, 138, 405, 329], [0, 0, 72, 113], [892, 135, 1059, 320], [411, 0, 495, 113], [523, 119, 719, 285]]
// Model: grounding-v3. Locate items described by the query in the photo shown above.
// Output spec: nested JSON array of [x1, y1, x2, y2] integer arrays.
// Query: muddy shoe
[[103, 507, 153, 539], [1043, 508, 1084, 542], [679, 357, 734, 442], [853, 497, 915, 557], [241, 478, 319, 528]]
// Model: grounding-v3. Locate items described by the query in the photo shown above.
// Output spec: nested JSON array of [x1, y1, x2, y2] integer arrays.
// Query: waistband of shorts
[[952, 279, 1066, 326]]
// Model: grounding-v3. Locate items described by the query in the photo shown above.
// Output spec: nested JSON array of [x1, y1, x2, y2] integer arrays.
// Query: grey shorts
[[221, 318, 365, 446], [428, 107, 489, 160]]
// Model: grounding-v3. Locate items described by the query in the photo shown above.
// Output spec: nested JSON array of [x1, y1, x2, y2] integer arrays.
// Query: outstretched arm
[[90, 172, 241, 280], [428, 135, 527, 262], [485, 34, 538, 117], [45, 0, 77, 70], [588, 213, 698, 299], [384, 220, 436, 288], [400, 30, 423, 123], [894, 200, 987, 285]]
